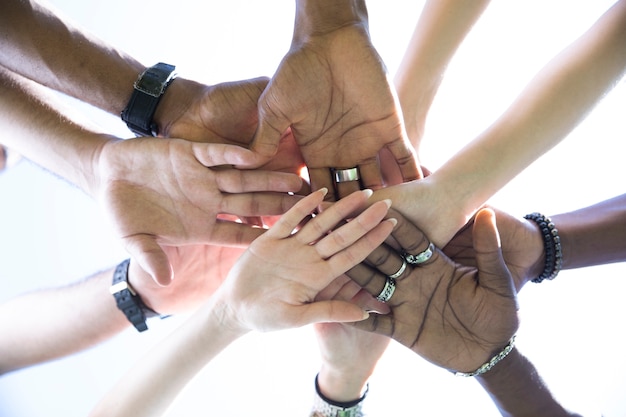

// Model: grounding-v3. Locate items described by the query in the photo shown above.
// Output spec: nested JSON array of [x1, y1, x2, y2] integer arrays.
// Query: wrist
[[152, 77, 206, 139], [317, 364, 370, 403], [293, 0, 368, 45], [73, 132, 117, 198]]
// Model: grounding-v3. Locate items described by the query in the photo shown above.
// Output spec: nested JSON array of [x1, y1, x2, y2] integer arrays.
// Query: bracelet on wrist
[[109, 259, 166, 332], [453, 335, 516, 377], [524, 212, 563, 283], [310, 374, 368, 417]]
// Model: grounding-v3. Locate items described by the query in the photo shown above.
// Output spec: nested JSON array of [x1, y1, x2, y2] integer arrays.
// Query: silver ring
[[376, 277, 396, 303], [333, 167, 360, 183], [403, 242, 435, 265], [387, 258, 407, 280]]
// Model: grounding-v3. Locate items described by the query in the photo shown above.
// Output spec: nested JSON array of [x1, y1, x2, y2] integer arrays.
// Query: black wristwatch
[[109, 259, 160, 332], [121, 62, 177, 137]]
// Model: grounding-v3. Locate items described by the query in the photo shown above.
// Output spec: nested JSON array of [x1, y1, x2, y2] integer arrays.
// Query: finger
[[349, 312, 396, 337], [385, 139, 422, 182], [350, 288, 391, 314], [293, 300, 369, 327], [308, 167, 336, 201], [327, 219, 396, 279], [213, 169, 303, 193], [250, 101, 291, 157], [191, 142, 260, 167], [208, 221, 266, 246], [386, 208, 433, 262], [296, 189, 372, 244], [357, 159, 385, 192], [219, 192, 301, 217], [124, 236, 173, 286], [472, 208, 516, 297], [345, 262, 390, 303], [315, 199, 392, 259], [267, 188, 327, 239], [361, 238, 411, 281], [334, 180, 362, 200]]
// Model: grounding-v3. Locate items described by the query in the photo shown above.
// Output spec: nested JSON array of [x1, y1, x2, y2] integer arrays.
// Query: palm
[[255, 25, 419, 195]]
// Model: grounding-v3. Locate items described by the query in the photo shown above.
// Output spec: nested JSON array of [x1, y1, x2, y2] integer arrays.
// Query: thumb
[[295, 300, 369, 327], [124, 235, 173, 286], [250, 99, 291, 158], [472, 208, 515, 296]]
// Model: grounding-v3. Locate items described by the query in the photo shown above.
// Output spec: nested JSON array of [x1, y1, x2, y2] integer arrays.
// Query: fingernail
[[382, 198, 392, 208], [319, 187, 328, 197], [386, 218, 398, 227], [362, 189, 373, 197]]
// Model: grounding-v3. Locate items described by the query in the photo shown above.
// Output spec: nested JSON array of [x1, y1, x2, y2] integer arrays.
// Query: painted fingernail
[[362, 189, 373, 197]]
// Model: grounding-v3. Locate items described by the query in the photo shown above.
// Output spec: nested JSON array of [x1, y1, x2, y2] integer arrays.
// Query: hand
[[159, 77, 306, 179], [129, 245, 245, 315], [444, 206, 545, 292], [314, 275, 390, 402], [346, 208, 519, 374], [213, 188, 396, 333], [251, 23, 420, 199], [96, 138, 303, 285]]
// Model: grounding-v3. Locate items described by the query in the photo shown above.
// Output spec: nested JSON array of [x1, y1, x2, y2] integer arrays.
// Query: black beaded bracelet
[[524, 212, 563, 283]]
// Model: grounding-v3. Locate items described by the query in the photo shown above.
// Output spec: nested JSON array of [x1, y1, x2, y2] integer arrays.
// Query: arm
[[0, 268, 128, 375], [475, 349, 582, 417], [0, 67, 303, 284], [394, 0, 491, 150], [251, 0, 421, 199], [552, 193, 626, 270], [0, 0, 309, 182], [375, 0, 626, 247], [89, 189, 396, 417], [0, 241, 249, 375], [443, 193, 626, 291]]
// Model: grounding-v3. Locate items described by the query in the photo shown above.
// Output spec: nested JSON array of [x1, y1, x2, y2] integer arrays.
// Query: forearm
[[0, 0, 143, 116], [476, 348, 581, 417], [0, 268, 129, 375], [395, 0, 491, 147], [89, 296, 246, 417], [552, 193, 626, 270], [0, 66, 114, 195], [427, 0, 626, 244], [293, 0, 368, 44]]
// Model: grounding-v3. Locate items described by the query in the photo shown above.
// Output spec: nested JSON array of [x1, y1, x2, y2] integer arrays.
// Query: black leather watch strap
[[110, 259, 159, 332], [121, 63, 176, 137]]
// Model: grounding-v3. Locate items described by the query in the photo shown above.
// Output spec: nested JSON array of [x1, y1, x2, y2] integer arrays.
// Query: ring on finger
[[403, 242, 435, 265], [387, 257, 407, 280], [376, 277, 396, 303], [332, 167, 360, 183]]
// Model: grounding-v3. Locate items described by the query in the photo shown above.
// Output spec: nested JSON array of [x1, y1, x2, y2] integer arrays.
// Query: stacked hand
[[96, 138, 302, 286], [346, 208, 519, 374], [213, 188, 396, 332], [252, 23, 421, 199]]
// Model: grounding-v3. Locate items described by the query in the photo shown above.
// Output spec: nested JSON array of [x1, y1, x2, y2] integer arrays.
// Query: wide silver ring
[[376, 277, 396, 303], [387, 258, 407, 280], [333, 167, 360, 183], [403, 242, 435, 265]]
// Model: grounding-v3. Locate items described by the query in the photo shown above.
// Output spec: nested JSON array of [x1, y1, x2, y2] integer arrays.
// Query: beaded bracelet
[[454, 335, 516, 377], [524, 212, 563, 283]]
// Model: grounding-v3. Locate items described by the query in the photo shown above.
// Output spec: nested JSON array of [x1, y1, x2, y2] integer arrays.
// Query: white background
[[0, 1, 624, 416]]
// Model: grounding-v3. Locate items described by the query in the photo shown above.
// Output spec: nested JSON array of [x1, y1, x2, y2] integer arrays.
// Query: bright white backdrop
[[0, 1, 624, 416]]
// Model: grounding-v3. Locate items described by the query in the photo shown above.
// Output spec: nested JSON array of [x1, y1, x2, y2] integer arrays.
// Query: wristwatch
[[121, 62, 177, 137], [109, 259, 160, 332]]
